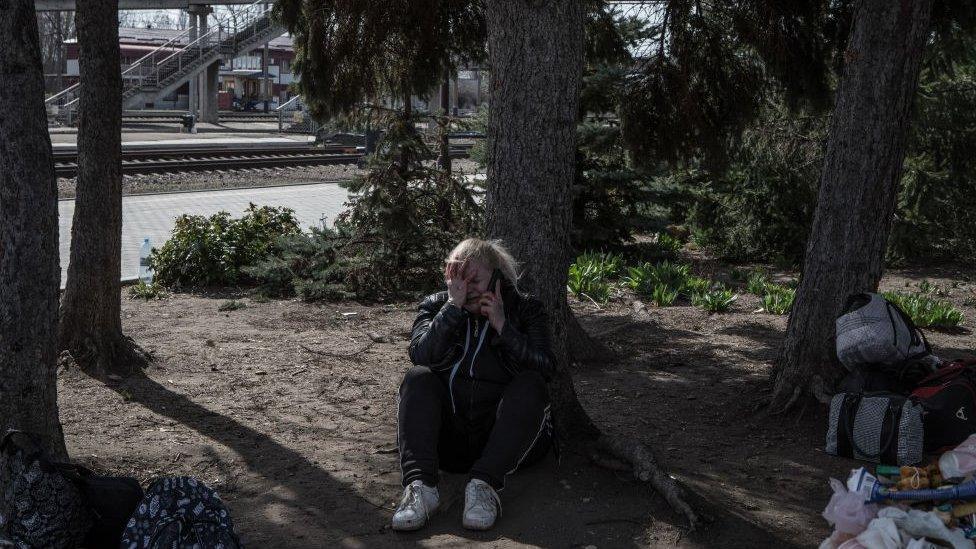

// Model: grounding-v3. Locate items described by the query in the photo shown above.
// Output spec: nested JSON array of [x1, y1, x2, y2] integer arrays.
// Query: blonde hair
[[446, 238, 521, 294]]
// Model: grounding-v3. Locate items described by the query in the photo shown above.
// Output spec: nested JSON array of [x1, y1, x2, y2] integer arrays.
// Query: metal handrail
[[275, 95, 303, 112], [45, 82, 79, 106], [120, 28, 192, 78], [276, 95, 304, 132]]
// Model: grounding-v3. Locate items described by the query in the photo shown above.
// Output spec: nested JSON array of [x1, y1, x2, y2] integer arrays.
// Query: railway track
[[53, 144, 472, 178]]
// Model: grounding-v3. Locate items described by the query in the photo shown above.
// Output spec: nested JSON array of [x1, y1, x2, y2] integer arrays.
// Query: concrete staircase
[[46, 0, 285, 124]]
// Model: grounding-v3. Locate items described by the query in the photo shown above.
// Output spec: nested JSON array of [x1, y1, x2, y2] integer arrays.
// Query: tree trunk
[[769, 0, 935, 412], [0, 0, 68, 461], [438, 68, 451, 173], [484, 0, 697, 527], [60, 0, 146, 376], [484, 0, 593, 440]]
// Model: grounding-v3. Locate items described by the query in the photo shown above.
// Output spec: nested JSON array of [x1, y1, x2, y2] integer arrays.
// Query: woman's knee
[[400, 365, 440, 395], [506, 370, 548, 403]]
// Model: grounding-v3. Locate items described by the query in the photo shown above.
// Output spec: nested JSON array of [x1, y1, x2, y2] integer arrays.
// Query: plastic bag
[[876, 507, 972, 549], [941, 434, 976, 480], [824, 477, 880, 535]]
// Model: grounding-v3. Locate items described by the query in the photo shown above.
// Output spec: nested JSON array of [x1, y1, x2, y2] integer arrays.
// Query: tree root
[[66, 333, 152, 377], [810, 375, 833, 405], [766, 385, 802, 416], [588, 449, 631, 472], [593, 434, 701, 530], [567, 312, 613, 366]]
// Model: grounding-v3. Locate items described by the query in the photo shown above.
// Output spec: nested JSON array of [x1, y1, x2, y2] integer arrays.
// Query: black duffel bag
[[57, 463, 144, 547], [911, 358, 976, 452], [0, 431, 144, 548]]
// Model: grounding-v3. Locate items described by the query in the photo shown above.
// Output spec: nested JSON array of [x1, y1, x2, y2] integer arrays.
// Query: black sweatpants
[[397, 365, 551, 490]]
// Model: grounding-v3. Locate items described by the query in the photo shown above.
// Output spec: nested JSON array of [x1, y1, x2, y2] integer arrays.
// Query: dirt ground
[[58, 262, 976, 548]]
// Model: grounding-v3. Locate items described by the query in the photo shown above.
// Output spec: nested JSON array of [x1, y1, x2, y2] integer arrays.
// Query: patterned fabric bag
[[120, 476, 242, 549], [0, 431, 92, 549], [825, 392, 924, 465]]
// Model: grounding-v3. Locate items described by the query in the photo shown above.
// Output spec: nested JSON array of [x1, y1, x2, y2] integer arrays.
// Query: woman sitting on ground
[[393, 238, 555, 531]]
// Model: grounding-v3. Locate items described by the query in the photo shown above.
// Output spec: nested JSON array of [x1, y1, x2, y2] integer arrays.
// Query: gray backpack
[[835, 293, 933, 370]]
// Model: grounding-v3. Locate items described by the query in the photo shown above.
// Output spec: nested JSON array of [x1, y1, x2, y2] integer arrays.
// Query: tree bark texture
[[60, 0, 143, 375], [484, 0, 597, 440], [0, 0, 68, 461], [770, 0, 935, 411], [484, 0, 698, 526]]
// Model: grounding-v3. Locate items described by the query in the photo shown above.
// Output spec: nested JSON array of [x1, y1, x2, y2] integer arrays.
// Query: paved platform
[[58, 183, 349, 287], [49, 130, 314, 146], [50, 121, 286, 137]]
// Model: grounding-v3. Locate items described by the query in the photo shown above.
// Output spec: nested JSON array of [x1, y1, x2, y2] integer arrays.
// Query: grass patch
[[917, 280, 951, 297], [128, 281, 168, 300], [761, 285, 795, 315], [883, 291, 964, 328], [218, 300, 247, 312]]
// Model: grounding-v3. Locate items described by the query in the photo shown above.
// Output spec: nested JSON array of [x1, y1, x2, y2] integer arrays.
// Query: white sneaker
[[462, 478, 501, 530], [392, 480, 440, 531]]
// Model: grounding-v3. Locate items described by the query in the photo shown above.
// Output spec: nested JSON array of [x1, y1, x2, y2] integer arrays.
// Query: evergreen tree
[[573, 5, 660, 250], [276, 0, 485, 120], [335, 113, 482, 299], [273, 0, 486, 299]]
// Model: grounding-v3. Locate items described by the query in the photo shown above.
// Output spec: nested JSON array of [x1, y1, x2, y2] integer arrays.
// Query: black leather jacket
[[408, 290, 556, 381]]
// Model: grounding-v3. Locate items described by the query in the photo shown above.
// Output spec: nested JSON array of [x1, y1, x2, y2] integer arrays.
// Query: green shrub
[[682, 105, 824, 264], [888, 61, 976, 264], [883, 291, 965, 328], [625, 260, 691, 294], [729, 268, 748, 283], [128, 281, 168, 300], [335, 115, 482, 299], [246, 223, 353, 301], [650, 283, 679, 306], [568, 253, 619, 303], [573, 122, 661, 250], [761, 285, 795, 315], [650, 232, 683, 257], [574, 252, 624, 280], [151, 204, 300, 288], [692, 288, 738, 313], [682, 276, 712, 297]]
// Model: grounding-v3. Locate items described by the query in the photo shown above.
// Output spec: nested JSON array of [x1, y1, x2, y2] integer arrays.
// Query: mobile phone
[[487, 268, 503, 293]]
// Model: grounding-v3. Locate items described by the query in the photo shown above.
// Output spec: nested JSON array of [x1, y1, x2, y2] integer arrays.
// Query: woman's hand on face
[[445, 262, 472, 307], [480, 285, 506, 333]]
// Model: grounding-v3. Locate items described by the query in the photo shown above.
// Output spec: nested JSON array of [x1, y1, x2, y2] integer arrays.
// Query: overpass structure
[[36, 0, 255, 10], [43, 0, 286, 125]]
